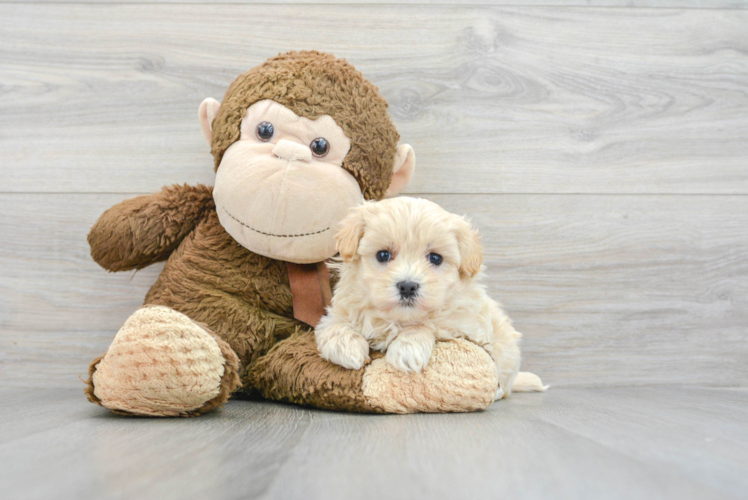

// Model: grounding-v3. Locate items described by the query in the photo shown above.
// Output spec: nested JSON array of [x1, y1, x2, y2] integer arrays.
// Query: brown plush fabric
[[84, 354, 105, 406], [89, 184, 215, 272], [210, 51, 399, 201], [246, 330, 383, 413]]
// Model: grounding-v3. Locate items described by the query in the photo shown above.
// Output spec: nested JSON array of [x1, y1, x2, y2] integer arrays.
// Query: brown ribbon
[[286, 262, 332, 327]]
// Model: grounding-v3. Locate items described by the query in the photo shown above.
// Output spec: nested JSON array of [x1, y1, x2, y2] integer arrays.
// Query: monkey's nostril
[[397, 281, 419, 299]]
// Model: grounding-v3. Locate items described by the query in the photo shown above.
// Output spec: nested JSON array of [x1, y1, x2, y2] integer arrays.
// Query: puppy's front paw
[[385, 330, 435, 373], [315, 324, 371, 370]]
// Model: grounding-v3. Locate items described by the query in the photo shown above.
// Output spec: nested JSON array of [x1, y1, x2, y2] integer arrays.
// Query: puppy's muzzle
[[397, 281, 420, 301]]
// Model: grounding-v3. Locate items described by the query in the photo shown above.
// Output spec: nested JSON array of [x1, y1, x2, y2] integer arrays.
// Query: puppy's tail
[[512, 372, 549, 392]]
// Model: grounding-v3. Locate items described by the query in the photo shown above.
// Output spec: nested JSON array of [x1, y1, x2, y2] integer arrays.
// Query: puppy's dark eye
[[428, 253, 443, 266], [376, 250, 391, 263], [310, 137, 330, 158], [256, 121, 274, 142]]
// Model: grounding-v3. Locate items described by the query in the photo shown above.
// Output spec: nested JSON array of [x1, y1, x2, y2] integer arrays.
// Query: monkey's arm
[[88, 184, 214, 272]]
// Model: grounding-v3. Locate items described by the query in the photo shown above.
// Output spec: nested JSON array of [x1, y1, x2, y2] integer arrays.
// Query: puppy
[[315, 197, 546, 399]]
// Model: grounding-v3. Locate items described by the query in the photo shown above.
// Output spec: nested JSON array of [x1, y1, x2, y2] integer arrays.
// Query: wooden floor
[[2, 0, 748, 498], [0, 386, 745, 500]]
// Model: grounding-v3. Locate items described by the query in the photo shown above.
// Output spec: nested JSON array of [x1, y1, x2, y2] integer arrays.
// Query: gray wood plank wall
[[2, 1, 747, 7], [1, 2, 746, 389]]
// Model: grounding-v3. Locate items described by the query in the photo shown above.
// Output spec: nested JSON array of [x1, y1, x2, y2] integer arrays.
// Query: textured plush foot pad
[[86, 305, 240, 417], [361, 339, 498, 413]]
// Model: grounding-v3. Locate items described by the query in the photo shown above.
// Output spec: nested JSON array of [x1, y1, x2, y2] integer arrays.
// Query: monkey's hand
[[88, 184, 214, 272]]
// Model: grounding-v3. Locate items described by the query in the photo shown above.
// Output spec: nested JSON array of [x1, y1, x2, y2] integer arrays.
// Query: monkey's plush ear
[[385, 144, 416, 198], [336, 206, 367, 263], [198, 98, 222, 146], [455, 216, 483, 279]]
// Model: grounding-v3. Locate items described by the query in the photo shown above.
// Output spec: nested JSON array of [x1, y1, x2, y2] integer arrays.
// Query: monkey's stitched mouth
[[222, 207, 330, 238]]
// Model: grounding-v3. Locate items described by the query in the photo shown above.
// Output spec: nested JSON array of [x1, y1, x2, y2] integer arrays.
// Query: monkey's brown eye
[[256, 121, 274, 142], [310, 137, 329, 158]]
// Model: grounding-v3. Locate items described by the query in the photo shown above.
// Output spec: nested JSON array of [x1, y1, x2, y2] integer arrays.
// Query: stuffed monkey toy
[[84, 51, 501, 416]]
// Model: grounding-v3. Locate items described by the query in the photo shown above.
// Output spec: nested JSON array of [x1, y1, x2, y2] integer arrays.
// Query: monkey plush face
[[212, 100, 361, 263], [199, 51, 416, 264]]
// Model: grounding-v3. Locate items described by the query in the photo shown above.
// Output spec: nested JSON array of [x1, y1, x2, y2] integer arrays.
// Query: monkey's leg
[[247, 331, 498, 414], [85, 305, 240, 417]]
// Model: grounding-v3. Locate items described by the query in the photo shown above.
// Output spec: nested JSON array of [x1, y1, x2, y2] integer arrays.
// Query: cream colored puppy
[[315, 197, 546, 400]]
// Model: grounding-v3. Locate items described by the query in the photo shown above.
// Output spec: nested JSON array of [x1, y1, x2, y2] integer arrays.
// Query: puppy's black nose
[[397, 281, 419, 299]]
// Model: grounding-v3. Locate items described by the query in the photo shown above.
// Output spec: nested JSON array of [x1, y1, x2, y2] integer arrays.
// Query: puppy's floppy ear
[[336, 205, 367, 262], [455, 216, 483, 279]]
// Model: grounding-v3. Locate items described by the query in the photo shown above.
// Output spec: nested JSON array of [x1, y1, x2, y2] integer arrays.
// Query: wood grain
[[1, 5, 747, 194], [1, 193, 746, 389], [531, 386, 748, 497], [268, 387, 746, 499], [0, 387, 744, 500], [2, 0, 747, 7], [0, 389, 315, 500]]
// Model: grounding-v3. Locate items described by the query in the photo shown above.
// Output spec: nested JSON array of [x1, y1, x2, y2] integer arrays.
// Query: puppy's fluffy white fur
[[315, 197, 546, 399]]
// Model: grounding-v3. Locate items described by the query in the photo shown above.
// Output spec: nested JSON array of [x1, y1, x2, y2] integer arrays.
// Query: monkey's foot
[[85, 305, 241, 417]]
